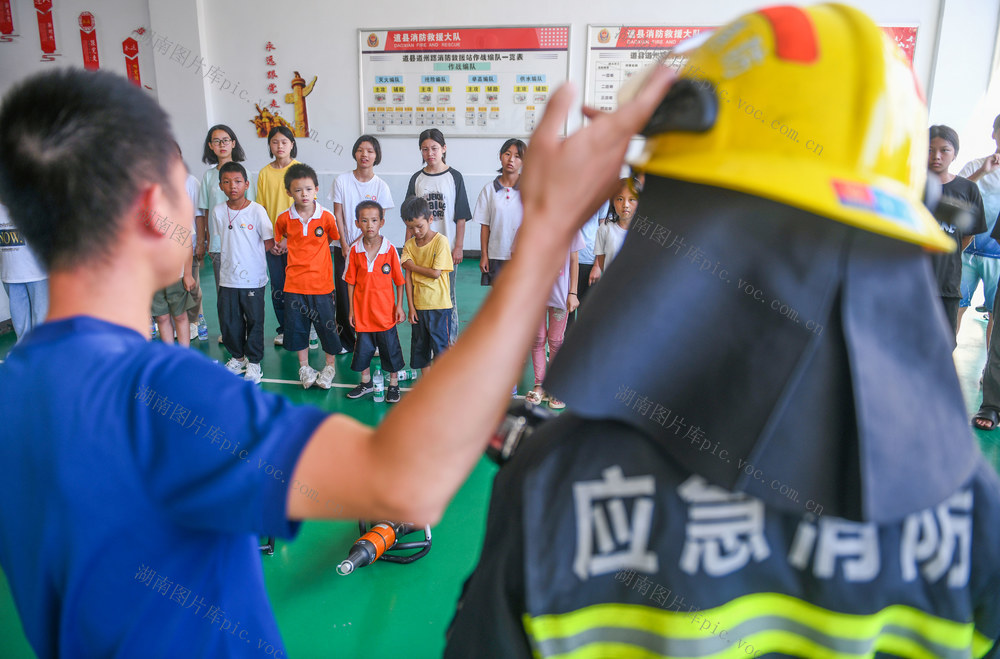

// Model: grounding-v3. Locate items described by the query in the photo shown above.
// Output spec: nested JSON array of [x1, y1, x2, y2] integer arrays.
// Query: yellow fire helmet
[[623, 3, 954, 252]]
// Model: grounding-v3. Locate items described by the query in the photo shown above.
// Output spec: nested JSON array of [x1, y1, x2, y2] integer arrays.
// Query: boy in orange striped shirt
[[344, 200, 406, 402], [273, 163, 344, 389]]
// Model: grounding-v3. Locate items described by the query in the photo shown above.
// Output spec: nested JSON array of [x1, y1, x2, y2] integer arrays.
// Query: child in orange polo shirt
[[273, 163, 344, 389], [344, 200, 406, 402]]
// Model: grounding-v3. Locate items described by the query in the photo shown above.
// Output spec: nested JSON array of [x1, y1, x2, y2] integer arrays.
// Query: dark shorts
[[284, 292, 343, 354], [411, 308, 450, 369], [152, 280, 195, 318], [480, 258, 508, 286], [352, 328, 405, 373]]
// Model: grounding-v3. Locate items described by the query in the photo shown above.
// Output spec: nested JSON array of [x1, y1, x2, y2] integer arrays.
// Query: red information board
[[360, 26, 570, 136], [586, 24, 918, 113]]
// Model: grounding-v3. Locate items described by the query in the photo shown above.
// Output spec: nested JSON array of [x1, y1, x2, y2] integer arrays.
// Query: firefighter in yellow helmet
[[446, 4, 1000, 657]]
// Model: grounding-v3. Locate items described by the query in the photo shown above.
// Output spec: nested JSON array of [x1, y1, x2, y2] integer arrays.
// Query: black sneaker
[[347, 381, 374, 399], [386, 384, 401, 403]]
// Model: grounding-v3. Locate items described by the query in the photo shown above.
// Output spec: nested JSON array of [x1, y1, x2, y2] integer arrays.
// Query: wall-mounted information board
[[586, 26, 714, 114], [586, 24, 918, 114], [360, 26, 570, 136]]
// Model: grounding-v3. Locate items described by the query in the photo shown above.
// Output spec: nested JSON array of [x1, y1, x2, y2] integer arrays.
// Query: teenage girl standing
[[332, 135, 394, 352], [405, 129, 471, 343], [256, 126, 299, 346], [475, 138, 525, 286], [526, 232, 584, 410]]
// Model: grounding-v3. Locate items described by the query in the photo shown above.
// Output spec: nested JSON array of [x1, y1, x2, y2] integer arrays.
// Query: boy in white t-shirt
[[0, 202, 47, 342], [213, 162, 274, 383]]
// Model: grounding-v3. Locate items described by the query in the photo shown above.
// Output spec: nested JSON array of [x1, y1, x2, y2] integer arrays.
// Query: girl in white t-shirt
[[475, 138, 525, 286], [590, 177, 640, 284], [526, 231, 585, 410], [331, 135, 395, 351], [405, 129, 472, 343]]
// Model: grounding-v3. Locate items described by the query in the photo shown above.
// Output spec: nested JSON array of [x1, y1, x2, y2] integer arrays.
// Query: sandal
[[546, 396, 566, 410], [525, 389, 544, 405], [972, 408, 999, 431]]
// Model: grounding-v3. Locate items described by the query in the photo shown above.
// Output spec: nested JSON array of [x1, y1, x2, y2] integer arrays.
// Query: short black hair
[[355, 200, 384, 221], [992, 114, 1000, 134], [497, 138, 526, 173], [284, 163, 318, 190], [0, 68, 177, 270], [267, 125, 297, 159], [352, 135, 382, 166], [202, 124, 246, 165], [929, 125, 959, 154], [400, 195, 431, 222], [219, 161, 247, 181]]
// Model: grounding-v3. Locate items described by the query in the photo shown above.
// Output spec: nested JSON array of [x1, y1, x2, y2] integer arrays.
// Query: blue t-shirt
[[0, 317, 328, 657]]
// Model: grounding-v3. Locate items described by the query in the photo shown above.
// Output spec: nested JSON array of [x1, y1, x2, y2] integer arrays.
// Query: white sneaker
[[189, 323, 199, 340], [244, 362, 262, 384], [225, 357, 247, 374], [315, 364, 336, 389], [218, 335, 224, 344], [274, 333, 284, 346], [298, 365, 319, 389], [308, 327, 319, 350]]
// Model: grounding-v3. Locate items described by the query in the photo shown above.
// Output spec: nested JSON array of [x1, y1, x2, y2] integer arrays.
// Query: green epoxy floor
[[2, 262, 1000, 657]]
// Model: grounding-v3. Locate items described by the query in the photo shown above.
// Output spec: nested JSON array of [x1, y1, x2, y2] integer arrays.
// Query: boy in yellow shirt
[[400, 196, 454, 369]]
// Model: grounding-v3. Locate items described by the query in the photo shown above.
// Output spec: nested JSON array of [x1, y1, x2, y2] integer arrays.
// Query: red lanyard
[[227, 199, 248, 229]]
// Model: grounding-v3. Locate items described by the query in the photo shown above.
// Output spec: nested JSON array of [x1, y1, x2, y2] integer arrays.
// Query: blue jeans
[[960, 252, 1000, 309], [411, 308, 450, 369], [3, 279, 48, 343]]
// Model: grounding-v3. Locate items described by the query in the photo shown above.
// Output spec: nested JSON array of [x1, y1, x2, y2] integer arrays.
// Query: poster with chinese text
[[586, 24, 918, 114], [360, 26, 569, 136]]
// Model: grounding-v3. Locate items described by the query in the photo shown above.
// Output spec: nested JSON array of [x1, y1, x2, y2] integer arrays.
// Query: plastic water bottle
[[372, 366, 385, 402], [150, 321, 159, 340], [396, 368, 417, 381], [197, 314, 208, 341]]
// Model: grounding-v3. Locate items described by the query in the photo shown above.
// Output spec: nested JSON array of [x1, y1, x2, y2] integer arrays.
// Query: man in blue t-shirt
[[0, 67, 674, 656]]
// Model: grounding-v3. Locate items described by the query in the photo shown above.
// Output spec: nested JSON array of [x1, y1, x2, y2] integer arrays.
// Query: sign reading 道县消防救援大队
[[359, 26, 569, 137]]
